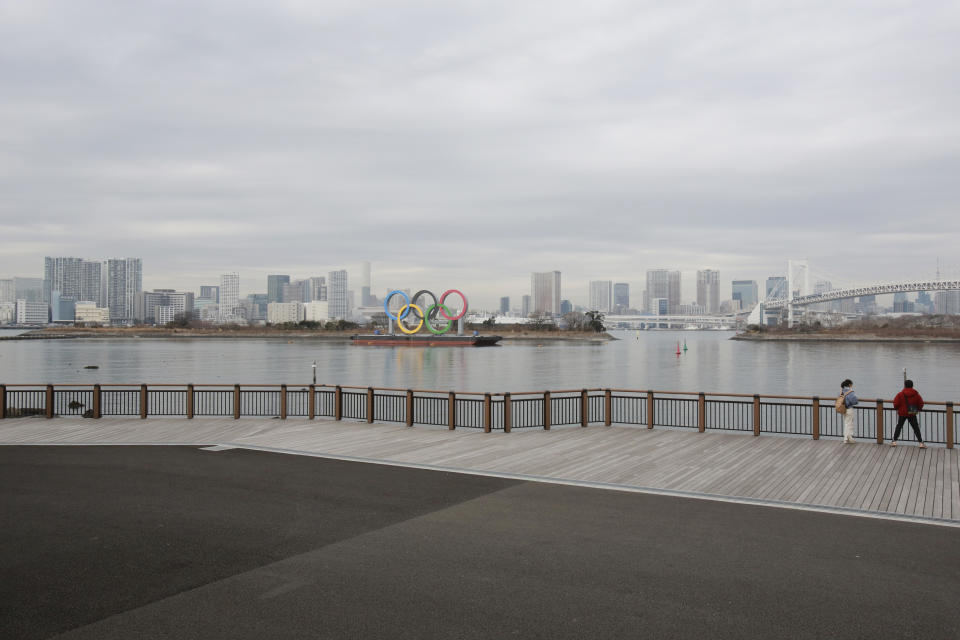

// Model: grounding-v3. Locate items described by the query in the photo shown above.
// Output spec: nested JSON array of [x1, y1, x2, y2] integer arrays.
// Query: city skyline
[[2, 3, 959, 309], [2, 253, 957, 314]]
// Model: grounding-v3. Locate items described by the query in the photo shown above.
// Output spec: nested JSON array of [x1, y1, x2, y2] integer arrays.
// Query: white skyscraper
[[531, 271, 561, 316], [696, 269, 720, 314], [107, 258, 142, 324], [0, 279, 14, 305], [646, 269, 681, 314], [588, 280, 613, 313], [219, 273, 240, 323], [328, 269, 349, 319]]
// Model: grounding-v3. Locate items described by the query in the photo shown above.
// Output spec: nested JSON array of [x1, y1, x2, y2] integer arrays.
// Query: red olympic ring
[[439, 290, 468, 321]]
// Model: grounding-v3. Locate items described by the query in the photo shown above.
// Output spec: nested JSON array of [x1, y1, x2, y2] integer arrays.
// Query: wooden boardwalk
[[2, 417, 958, 524]]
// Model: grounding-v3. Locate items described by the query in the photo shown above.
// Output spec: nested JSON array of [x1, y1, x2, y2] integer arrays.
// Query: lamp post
[[312, 361, 317, 385]]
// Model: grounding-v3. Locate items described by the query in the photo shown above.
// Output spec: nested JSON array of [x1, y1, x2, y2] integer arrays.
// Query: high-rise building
[[137, 289, 195, 324], [199, 285, 220, 303], [499, 296, 510, 314], [613, 283, 629, 312], [14, 277, 44, 303], [560, 299, 573, 315], [765, 276, 787, 300], [731, 280, 759, 309], [935, 291, 960, 314], [267, 275, 290, 304], [646, 269, 681, 314], [219, 273, 240, 323], [107, 258, 142, 324], [521, 295, 531, 318], [696, 269, 720, 314], [328, 269, 349, 319], [0, 279, 14, 305], [588, 280, 613, 312], [43, 257, 83, 303], [80, 261, 103, 306], [282, 281, 306, 303], [360, 261, 372, 306], [43, 257, 104, 308], [308, 277, 326, 302], [531, 271, 561, 316]]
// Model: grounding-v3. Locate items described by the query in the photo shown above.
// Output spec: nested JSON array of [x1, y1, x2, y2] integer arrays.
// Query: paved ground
[[1, 446, 958, 640]]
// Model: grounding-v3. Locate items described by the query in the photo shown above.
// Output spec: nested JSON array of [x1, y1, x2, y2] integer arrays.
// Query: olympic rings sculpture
[[383, 289, 468, 335]]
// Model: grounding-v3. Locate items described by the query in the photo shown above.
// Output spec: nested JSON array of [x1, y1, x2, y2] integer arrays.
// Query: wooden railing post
[[406, 389, 414, 427], [698, 393, 705, 433], [753, 394, 760, 436], [308, 384, 316, 420], [812, 396, 820, 440], [0, 384, 6, 419], [946, 402, 954, 450], [46, 384, 54, 419], [448, 391, 456, 430], [647, 391, 655, 429], [483, 393, 492, 433], [280, 384, 287, 420], [504, 393, 512, 433], [334, 385, 342, 421], [876, 399, 884, 444], [185, 384, 193, 419], [581, 389, 588, 427], [93, 384, 102, 419], [140, 384, 148, 419], [605, 389, 612, 426], [367, 387, 374, 423], [233, 384, 241, 420], [543, 391, 551, 431]]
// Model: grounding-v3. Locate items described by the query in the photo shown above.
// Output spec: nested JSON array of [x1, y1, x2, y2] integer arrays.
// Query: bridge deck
[[1, 417, 957, 524]]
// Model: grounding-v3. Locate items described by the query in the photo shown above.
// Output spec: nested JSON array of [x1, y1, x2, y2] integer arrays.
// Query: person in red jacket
[[891, 379, 926, 448]]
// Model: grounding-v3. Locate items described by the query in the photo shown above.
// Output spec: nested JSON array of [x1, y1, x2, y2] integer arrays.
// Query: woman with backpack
[[891, 380, 926, 448], [838, 379, 859, 444]]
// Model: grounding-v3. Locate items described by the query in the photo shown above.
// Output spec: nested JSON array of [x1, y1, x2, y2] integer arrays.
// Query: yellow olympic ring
[[396, 304, 424, 334]]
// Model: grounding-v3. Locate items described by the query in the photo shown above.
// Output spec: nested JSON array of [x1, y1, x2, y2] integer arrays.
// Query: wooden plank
[[934, 450, 945, 519], [894, 447, 921, 515], [3, 417, 959, 522]]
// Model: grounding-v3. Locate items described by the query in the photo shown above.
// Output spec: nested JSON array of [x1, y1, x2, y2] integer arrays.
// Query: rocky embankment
[[733, 315, 960, 342]]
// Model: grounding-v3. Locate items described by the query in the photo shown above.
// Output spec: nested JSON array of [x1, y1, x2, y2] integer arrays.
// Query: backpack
[[835, 391, 849, 414]]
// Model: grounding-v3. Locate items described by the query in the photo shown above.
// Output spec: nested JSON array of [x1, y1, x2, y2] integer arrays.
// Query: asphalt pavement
[[1, 446, 957, 640]]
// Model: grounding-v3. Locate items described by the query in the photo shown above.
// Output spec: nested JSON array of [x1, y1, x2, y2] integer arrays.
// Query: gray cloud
[[2, 0, 959, 308]]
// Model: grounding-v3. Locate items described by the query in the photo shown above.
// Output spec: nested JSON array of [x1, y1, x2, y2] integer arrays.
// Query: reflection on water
[[1, 331, 958, 400]]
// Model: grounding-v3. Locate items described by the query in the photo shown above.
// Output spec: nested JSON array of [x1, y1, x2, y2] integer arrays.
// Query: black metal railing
[[0, 383, 955, 448]]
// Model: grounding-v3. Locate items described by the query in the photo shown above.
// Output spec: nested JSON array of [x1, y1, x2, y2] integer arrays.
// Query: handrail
[[1, 382, 955, 449], [1, 383, 957, 404]]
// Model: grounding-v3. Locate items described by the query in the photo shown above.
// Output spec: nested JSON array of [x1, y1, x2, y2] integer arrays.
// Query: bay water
[[1, 329, 958, 401]]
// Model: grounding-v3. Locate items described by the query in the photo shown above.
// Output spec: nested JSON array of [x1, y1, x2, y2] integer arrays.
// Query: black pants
[[893, 415, 923, 443]]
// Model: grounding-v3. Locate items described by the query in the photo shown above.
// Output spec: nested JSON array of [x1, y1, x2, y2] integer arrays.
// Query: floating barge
[[351, 333, 502, 346]]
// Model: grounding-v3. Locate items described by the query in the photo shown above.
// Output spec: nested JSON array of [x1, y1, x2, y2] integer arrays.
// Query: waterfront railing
[[0, 384, 955, 448]]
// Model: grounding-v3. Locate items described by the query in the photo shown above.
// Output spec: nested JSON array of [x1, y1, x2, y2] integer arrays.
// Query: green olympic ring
[[425, 304, 453, 335]]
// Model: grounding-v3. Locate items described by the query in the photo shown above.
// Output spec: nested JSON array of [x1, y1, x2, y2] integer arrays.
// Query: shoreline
[[5, 328, 615, 342], [732, 333, 960, 343]]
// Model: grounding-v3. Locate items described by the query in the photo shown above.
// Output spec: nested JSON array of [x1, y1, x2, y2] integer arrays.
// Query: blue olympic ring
[[384, 290, 411, 320]]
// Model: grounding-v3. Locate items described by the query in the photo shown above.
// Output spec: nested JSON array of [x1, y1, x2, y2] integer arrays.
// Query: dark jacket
[[893, 387, 924, 417]]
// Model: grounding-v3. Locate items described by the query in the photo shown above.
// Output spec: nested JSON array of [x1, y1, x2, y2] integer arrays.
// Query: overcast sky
[[2, 0, 959, 309]]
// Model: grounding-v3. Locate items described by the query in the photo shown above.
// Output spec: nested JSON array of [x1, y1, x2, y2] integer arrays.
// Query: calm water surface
[[1, 330, 958, 401]]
